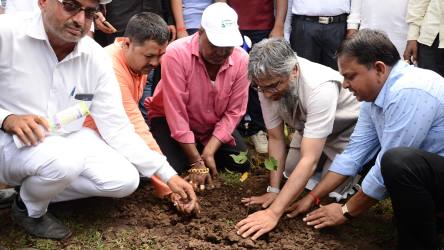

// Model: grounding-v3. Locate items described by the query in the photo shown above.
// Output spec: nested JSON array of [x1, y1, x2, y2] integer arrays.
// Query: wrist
[[177, 27, 186, 31], [1, 114, 13, 132]]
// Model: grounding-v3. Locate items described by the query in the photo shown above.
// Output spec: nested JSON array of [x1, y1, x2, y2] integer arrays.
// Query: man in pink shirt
[[145, 3, 250, 192]]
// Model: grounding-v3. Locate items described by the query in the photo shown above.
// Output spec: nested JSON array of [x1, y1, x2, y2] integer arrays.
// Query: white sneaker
[[249, 131, 268, 154]]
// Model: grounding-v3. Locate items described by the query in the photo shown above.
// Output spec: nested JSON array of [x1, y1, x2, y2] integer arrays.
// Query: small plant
[[226, 219, 233, 225], [231, 150, 278, 216], [219, 168, 244, 188]]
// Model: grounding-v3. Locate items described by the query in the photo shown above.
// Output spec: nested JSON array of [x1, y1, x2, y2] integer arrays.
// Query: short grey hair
[[248, 37, 298, 84]]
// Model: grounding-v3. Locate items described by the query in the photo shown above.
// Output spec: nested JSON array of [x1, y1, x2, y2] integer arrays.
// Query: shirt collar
[[373, 60, 409, 108], [190, 32, 234, 68], [113, 37, 142, 77], [26, 12, 91, 59]]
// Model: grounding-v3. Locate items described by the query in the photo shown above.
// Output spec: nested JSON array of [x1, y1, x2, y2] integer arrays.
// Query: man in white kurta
[[0, 0, 196, 240]]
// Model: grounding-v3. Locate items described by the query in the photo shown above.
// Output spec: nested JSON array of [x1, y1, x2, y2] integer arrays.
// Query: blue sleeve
[[362, 89, 439, 200], [328, 103, 381, 177]]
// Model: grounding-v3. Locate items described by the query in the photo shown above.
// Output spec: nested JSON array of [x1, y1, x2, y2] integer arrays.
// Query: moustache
[[65, 21, 84, 33]]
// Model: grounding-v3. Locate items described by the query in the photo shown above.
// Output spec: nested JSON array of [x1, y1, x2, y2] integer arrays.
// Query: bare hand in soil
[[285, 194, 316, 218], [171, 193, 189, 216], [184, 161, 217, 195], [304, 204, 348, 229], [241, 192, 277, 208], [235, 209, 280, 240], [167, 175, 200, 215]]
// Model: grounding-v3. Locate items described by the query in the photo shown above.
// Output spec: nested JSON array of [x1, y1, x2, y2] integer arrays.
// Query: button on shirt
[[329, 61, 444, 200], [292, 0, 350, 16], [145, 33, 249, 147], [0, 12, 176, 184]]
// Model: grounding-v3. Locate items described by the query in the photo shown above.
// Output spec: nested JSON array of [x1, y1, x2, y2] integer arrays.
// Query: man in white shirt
[[346, 0, 409, 59], [289, 0, 350, 70], [404, 0, 444, 77], [0, 0, 197, 240], [235, 37, 360, 240]]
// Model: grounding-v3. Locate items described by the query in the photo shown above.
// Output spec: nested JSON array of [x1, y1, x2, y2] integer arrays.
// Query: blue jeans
[[187, 28, 199, 36], [138, 70, 154, 127], [236, 29, 271, 136]]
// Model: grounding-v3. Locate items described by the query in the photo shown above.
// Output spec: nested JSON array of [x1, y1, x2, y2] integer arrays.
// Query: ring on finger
[[200, 185, 205, 190], [35, 116, 41, 123], [193, 183, 198, 188], [189, 181, 193, 184], [173, 203, 178, 207]]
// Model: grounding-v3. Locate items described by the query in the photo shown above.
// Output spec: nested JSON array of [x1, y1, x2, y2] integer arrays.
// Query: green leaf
[[224, 168, 233, 174], [230, 150, 249, 164], [264, 156, 278, 171], [257, 159, 262, 165]]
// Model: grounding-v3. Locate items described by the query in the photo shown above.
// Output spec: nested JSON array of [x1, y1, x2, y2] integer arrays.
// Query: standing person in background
[[404, 0, 444, 77], [289, 0, 350, 70], [346, 0, 409, 58], [171, 0, 214, 39], [226, 0, 288, 154], [95, 0, 176, 45]]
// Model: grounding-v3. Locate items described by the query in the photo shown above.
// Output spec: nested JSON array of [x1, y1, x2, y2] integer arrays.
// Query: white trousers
[[0, 127, 139, 218]]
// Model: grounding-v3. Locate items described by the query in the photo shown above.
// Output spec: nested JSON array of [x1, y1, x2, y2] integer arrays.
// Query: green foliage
[[220, 168, 244, 188], [230, 151, 249, 164], [264, 156, 278, 171]]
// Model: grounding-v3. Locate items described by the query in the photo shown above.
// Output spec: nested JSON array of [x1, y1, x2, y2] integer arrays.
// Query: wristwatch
[[266, 186, 280, 195], [341, 204, 354, 220]]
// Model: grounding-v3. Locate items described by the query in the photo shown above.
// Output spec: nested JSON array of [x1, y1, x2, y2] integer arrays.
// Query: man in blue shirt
[[236, 29, 444, 249]]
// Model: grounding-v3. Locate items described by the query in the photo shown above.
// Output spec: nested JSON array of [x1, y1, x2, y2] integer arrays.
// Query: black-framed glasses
[[251, 76, 284, 93], [58, 0, 98, 21]]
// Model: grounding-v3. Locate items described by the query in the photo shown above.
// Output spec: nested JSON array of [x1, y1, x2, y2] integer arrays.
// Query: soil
[[0, 149, 404, 249]]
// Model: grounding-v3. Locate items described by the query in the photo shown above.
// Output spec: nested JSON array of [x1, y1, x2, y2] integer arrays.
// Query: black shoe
[[11, 195, 71, 240]]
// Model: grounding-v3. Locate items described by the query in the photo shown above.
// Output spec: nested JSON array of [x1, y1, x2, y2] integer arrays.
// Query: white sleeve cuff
[[155, 162, 178, 184]]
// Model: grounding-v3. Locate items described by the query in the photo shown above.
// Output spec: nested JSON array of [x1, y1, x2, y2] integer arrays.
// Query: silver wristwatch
[[267, 186, 280, 194]]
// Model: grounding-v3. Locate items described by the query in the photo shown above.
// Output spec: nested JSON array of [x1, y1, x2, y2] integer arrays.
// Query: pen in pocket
[[70, 87, 76, 98]]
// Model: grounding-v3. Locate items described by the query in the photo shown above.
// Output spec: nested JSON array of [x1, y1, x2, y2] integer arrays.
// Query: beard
[[264, 76, 298, 124], [44, 11, 86, 43]]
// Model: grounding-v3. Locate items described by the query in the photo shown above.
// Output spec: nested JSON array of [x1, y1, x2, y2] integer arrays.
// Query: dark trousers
[[290, 16, 347, 70], [381, 147, 444, 250], [236, 30, 270, 136], [150, 117, 251, 175], [418, 35, 444, 77]]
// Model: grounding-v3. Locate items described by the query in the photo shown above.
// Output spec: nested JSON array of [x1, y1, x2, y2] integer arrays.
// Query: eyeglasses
[[58, 0, 98, 21], [251, 76, 284, 93]]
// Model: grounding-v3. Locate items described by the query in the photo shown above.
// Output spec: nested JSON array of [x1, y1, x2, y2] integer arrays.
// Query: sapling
[[230, 150, 278, 216]]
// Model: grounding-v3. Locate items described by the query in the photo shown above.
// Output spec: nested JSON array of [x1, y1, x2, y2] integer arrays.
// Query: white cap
[[99, 0, 112, 4], [201, 3, 243, 47]]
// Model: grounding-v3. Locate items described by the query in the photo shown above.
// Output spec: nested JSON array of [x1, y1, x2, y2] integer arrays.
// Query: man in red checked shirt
[[145, 3, 250, 193]]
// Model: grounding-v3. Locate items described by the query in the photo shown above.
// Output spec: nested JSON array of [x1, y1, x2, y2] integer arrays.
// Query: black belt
[[294, 13, 348, 24]]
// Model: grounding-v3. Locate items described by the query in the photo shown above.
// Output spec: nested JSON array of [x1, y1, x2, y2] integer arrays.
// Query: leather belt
[[294, 13, 348, 24]]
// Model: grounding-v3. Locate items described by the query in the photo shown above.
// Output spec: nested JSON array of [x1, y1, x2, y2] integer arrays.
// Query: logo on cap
[[221, 19, 235, 28]]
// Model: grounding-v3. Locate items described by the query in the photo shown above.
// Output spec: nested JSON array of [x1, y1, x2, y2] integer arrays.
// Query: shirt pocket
[[214, 91, 230, 118]]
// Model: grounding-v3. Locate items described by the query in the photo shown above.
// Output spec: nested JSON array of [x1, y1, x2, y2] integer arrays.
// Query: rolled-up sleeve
[[361, 89, 438, 200], [161, 52, 196, 144], [329, 103, 381, 178], [347, 0, 362, 30], [213, 57, 249, 146]]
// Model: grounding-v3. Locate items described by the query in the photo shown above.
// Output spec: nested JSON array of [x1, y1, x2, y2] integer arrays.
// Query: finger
[[184, 187, 197, 214], [286, 205, 302, 218], [307, 206, 324, 216], [306, 217, 325, 227], [184, 175, 190, 181], [304, 212, 325, 222], [235, 217, 251, 229], [29, 122, 45, 143], [195, 201, 200, 214], [22, 126, 38, 146], [240, 225, 262, 238], [36, 116, 51, 133], [14, 129, 31, 147], [237, 221, 256, 236], [412, 47, 418, 65], [262, 198, 273, 208], [205, 174, 214, 189], [313, 221, 333, 230], [251, 229, 269, 241]]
